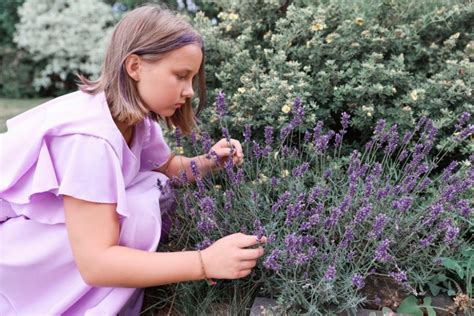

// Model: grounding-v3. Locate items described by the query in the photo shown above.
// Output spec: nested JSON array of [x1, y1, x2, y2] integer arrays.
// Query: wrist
[[197, 249, 216, 286]]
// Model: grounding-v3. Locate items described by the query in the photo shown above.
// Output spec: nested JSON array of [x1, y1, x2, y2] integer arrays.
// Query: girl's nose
[[182, 83, 194, 98]]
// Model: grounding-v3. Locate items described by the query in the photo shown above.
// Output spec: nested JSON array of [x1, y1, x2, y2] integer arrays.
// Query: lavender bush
[[164, 93, 473, 314]]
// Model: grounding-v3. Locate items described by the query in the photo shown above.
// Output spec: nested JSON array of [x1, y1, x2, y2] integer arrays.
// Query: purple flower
[[264, 126, 274, 147], [243, 124, 252, 142], [222, 127, 231, 142], [199, 196, 216, 215], [323, 169, 332, 179], [290, 97, 304, 126], [280, 122, 295, 140], [271, 176, 280, 187], [442, 161, 458, 182], [351, 273, 365, 289], [419, 235, 434, 248], [263, 249, 283, 271], [253, 219, 266, 240], [423, 203, 443, 226], [224, 190, 233, 212], [456, 112, 471, 130], [384, 124, 399, 155], [398, 150, 409, 161], [456, 199, 471, 218], [190, 160, 200, 178], [196, 238, 213, 250], [369, 214, 387, 239], [252, 141, 262, 159], [389, 271, 407, 284], [175, 127, 182, 147], [334, 133, 343, 147], [190, 131, 198, 148], [341, 112, 350, 130], [392, 197, 412, 213], [374, 239, 392, 263], [292, 162, 310, 177], [201, 132, 212, 154], [401, 131, 413, 146], [352, 203, 372, 225], [307, 186, 322, 204], [216, 91, 226, 118], [272, 191, 291, 213], [323, 265, 336, 281], [373, 119, 386, 140], [444, 225, 460, 246], [312, 121, 324, 144], [415, 116, 427, 131], [285, 194, 305, 225]]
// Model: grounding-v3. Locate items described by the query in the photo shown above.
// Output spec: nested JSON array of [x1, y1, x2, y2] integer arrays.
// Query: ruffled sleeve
[[140, 118, 171, 171], [1, 134, 129, 224]]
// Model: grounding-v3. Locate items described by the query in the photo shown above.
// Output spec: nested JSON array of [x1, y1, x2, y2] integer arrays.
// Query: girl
[[0, 5, 266, 315]]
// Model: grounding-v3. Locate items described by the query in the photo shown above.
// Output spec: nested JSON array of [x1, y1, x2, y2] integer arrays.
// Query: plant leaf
[[442, 258, 465, 279], [428, 282, 442, 296], [397, 295, 423, 316], [421, 297, 436, 316]]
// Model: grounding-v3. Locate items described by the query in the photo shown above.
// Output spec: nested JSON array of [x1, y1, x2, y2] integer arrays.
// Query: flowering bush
[[14, 0, 116, 92], [163, 93, 473, 314], [191, 1, 473, 161]]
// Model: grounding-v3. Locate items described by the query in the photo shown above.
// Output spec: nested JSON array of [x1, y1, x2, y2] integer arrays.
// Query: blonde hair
[[77, 4, 206, 134]]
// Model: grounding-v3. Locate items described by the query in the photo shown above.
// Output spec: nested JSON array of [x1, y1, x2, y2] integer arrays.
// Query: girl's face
[[134, 44, 203, 118]]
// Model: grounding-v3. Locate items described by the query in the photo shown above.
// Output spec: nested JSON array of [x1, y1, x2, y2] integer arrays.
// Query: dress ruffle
[[1, 134, 129, 224]]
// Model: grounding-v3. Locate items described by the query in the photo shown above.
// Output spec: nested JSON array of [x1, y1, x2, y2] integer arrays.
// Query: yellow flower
[[228, 13, 239, 21], [355, 17, 364, 26], [259, 173, 269, 183], [453, 132, 460, 136], [367, 112, 373, 117], [281, 104, 292, 113], [214, 185, 222, 190], [410, 90, 418, 101], [176, 146, 184, 155], [402, 106, 412, 112], [311, 22, 326, 31], [281, 169, 289, 178], [350, 42, 360, 48], [225, 25, 232, 32], [237, 87, 246, 94], [325, 33, 336, 43]]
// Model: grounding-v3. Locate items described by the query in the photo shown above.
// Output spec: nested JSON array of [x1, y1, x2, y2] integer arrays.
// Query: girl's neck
[[115, 120, 134, 147]]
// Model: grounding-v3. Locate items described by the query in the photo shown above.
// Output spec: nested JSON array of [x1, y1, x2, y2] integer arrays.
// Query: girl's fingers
[[239, 247, 264, 260], [238, 269, 252, 278], [240, 259, 257, 270], [236, 234, 267, 248]]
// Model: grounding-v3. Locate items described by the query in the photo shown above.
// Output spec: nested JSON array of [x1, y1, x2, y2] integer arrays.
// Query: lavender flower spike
[[341, 112, 350, 130], [216, 91, 226, 118], [323, 265, 336, 281]]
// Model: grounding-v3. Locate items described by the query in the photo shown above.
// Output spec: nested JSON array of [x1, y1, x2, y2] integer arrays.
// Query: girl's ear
[[124, 54, 141, 81]]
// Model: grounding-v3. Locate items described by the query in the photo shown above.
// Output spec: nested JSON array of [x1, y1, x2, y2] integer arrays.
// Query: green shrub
[[13, 0, 117, 95], [192, 1, 473, 159]]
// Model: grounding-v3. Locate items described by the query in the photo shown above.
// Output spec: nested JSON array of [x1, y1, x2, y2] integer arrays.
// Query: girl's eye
[[177, 74, 187, 80]]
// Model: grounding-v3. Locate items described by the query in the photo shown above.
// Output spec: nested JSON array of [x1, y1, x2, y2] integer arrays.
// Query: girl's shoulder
[[5, 90, 123, 147]]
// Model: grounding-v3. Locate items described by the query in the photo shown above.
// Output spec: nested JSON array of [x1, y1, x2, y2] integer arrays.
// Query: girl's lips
[[175, 103, 183, 108]]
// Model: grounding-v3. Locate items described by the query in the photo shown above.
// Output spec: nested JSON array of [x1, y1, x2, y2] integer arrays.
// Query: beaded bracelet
[[197, 250, 217, 286]]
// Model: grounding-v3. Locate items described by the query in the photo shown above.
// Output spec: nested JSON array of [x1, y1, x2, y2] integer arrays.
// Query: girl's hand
[[201, 233, 266, 280], [209, 138, 244, 169]]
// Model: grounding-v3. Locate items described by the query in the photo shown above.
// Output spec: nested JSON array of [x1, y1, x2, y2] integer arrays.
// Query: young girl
[[0, 5, 266, 315]]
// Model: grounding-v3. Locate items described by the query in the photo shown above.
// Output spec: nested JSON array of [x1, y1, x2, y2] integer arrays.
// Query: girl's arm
[[157, 138, 243, 181], [63, 195, 264, 288]]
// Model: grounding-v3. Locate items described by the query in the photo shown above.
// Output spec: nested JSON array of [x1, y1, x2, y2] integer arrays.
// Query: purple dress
[[0, 91, 175, 315]]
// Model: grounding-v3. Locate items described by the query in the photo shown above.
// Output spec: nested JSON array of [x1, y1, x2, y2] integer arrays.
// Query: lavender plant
[[166, 93, 473, 314]]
